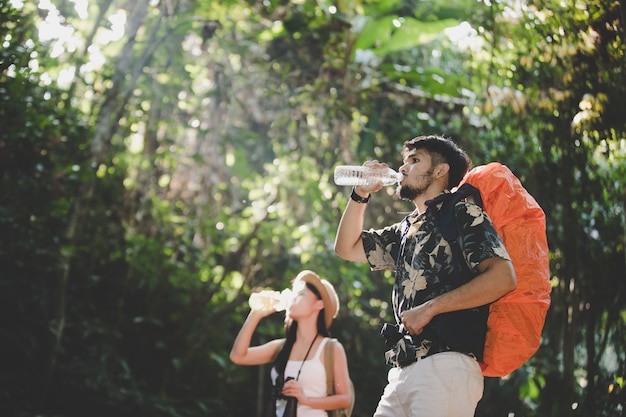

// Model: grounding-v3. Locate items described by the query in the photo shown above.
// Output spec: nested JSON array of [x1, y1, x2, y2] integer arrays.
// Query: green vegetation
[[1, 0, 624, 416]]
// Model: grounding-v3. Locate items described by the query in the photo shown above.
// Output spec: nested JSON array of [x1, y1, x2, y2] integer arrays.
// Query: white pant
[[373, 352, 484, 417]]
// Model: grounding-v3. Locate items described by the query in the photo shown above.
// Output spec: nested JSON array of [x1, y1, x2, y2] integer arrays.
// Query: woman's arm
[[330, 341, 352, 409], [230, 310, 285, 365]]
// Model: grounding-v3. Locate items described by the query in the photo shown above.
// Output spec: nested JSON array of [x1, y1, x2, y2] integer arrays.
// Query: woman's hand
[[282, 378, 308, 404], [249, 307, 276, 320]]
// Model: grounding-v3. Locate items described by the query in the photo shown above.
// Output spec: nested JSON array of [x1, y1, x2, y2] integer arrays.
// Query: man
[[334, 135, 516, 417]]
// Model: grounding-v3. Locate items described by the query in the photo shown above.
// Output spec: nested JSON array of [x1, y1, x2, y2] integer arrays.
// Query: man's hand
[[400, 258, 516, 336], [334, 160, 392, 263], [354, 160, 389, 196], [400, 300, 437, 336]]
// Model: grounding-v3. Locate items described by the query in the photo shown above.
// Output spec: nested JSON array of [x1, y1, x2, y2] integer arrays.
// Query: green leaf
[[354, 16, 459, 55]]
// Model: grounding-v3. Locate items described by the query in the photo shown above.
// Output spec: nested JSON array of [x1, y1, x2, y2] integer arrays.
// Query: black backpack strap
[[425, 183, 483, 285], [426, 183, 482, 244], [423, 184, 489, 358]]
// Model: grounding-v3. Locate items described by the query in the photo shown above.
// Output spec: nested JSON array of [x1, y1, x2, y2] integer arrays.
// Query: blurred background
[[1, 0, 624, 416]]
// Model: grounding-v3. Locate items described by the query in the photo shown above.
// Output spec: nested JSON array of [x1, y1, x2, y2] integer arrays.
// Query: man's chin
[[397, 185, 417, 201]]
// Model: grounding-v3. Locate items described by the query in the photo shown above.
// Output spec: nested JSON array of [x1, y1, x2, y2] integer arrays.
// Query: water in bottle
[[248, 289, 294, 312], [334, 165, 402, 186]]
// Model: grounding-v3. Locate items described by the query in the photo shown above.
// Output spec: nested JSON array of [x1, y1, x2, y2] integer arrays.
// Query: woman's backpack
[[324, 338, 355, 417]]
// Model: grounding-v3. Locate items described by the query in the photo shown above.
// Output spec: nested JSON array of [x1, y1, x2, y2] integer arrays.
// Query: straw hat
[[294, 270, 339, 328]]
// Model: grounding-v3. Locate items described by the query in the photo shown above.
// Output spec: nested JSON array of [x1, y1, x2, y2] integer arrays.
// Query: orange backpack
[[454, 162, 552, 377]]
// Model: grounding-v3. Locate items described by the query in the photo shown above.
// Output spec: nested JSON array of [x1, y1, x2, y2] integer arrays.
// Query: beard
[[397, 170, 435, 201]]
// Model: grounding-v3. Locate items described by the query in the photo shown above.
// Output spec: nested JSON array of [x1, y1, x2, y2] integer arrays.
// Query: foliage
[[470, 1, 626, 415], [1, 0, 625, 416]]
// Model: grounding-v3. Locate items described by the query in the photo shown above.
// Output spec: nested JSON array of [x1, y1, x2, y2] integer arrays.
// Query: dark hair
[[402, 135, 471, 189], [272, 282, 330, 385]]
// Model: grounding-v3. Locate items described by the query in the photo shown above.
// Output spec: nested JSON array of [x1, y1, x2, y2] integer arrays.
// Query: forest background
[[1, 0, 625, 416]]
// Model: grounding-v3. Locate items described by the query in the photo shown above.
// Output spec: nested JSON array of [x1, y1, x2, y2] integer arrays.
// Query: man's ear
[[435, 163, 450, 178]]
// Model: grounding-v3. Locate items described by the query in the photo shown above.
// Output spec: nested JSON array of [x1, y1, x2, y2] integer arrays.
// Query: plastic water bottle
[[334, 165, 402, 186], [248, 289, 294, 312]]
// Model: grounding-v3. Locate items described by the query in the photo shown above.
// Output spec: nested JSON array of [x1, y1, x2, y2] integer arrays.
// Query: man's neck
[[413, 188, 446, 214]]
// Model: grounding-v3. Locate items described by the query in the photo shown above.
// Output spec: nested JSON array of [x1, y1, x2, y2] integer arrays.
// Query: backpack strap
[[423, 184, 491, 359], [426, 183, 483, 243], [426, 184, 483, 287], [324, 338, 335, 396], [324, 339, 356, 417]]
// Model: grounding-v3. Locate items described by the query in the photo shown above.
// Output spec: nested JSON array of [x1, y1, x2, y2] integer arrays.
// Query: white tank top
[[272, 337, 329, 417]]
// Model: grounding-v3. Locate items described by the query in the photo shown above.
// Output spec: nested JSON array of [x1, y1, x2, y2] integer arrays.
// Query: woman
[[230, 270, 352, 417]]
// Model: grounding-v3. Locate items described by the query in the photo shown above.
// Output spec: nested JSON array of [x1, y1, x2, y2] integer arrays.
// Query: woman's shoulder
[[321, 337, 347, 358]]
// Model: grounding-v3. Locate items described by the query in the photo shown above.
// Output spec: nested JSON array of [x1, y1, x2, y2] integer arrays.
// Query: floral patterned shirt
[[362, 194, 510, 355]]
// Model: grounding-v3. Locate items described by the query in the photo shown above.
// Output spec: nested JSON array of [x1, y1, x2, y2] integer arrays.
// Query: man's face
[[397, 148, 436, 201]]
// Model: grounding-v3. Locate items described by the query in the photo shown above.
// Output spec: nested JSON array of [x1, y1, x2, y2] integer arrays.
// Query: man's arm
[[334, 193, 369, 262], [334, 161, 390, 262], [400, 257, 516, 335]]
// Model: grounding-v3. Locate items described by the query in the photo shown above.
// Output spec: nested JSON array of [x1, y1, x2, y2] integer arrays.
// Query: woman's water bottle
[[248, 289, 294, 312], [334, 165, 402, 187]]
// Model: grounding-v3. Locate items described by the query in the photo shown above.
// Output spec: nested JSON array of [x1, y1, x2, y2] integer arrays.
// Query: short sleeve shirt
[[362, 194, 510, 327]]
